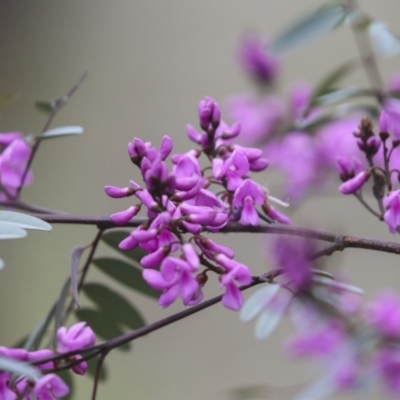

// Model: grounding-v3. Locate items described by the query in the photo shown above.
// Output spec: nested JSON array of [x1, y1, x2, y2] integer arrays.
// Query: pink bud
[[104, 185, 130, 199], [141, 246, 170, 268], [249, 157, 269, 172], [160, 135, 173, 160], [119, 235, 138, 251], [110, 206, 140, 225], [339, 171, 369, 195]]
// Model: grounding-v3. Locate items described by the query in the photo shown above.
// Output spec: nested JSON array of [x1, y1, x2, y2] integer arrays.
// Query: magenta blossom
[[0, 373, 16, 400], [367, 290, 400, 338], [236, 34, 279, 85], [220, 149, 249, 191], [57, 322, 96, 353], [383, 191, 400, 233], [233, 179, 265, 226], [375, 346, 400, 395], [215, 254, 252, 311], [0, 136, 32, 198], [143, 245, 202, 308], [379, 99, 400, 138]]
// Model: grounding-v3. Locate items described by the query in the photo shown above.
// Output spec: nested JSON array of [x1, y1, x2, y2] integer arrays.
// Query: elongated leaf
[[93, 257, 159, 299], [309, 60, 357, 105], [70, 247, 86, 308], [270, 3, 346, 54], [101, 231, 147, 264], [0, 259, 4, 270], [312, 276, 364, 295], [315, 87, 370, 105], [24, 304, 57, 350], [54, 278, 72, 348], [35, 97, 68, 114], [0, 356, 41, 381], [76, 308, 130, 351], [0, 211, 52, 231], [369, 21, 400, 57], [240, 284, 280, 323], [0, 221, 27, 239], [55, 369, 75, 400], [87, 356, 108, 382], [83, 283, 146, 330], [40, 126, 83, 140]]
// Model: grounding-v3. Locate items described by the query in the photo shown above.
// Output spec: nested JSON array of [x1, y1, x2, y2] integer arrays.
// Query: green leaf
[[309, 60, 357, 105], [101, 231, 147, 264], [0, 356, 41, 381], [70, 247, 86, 308], [35, 97, 68, 114], [55, 369, 75, 400], [86, 356, 108, 382], [54, 278, 72, 348], [76, 308, 130, 351], [24, 304, 56, 350], [369, 21, 400, 57], [270, 3, 347, 54], [314, 87, 371, 105], [240, 284, 280, 323], [92, 257, 160, 299], [39, 126, 83, 140], [0, 211, 52, 231], [83, 283, 146, 330], [0, 221, 27, 240]]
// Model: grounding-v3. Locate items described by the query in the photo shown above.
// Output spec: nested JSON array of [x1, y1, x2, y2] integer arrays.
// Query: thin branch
[[14, 71, 88, 199], [354, 192, 382, 220], [34, 276, 266, 370], [25, 213, 400, 256], [91, 350, 108, 400], [0, 200, 64, 215]]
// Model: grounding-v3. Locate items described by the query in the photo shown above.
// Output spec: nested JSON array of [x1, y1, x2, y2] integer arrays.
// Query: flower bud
[[339, 171, 369, 195]]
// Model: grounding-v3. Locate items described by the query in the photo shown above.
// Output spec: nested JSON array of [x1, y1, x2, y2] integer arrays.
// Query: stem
[[14, 71, 88, 199], [346, 0, 384, 98], [354, 192, 382, 219], [35, 277, 265, 369], [91, 351, 108, 400]]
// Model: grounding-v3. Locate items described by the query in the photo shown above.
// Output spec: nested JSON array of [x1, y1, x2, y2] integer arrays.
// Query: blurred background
[[0, 1, 399, 399]]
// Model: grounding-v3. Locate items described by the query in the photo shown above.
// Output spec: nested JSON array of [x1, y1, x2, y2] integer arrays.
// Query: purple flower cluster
[[0, 322, 95, 400], [105, 96, 291, 311], [0, 132, 32, 199]]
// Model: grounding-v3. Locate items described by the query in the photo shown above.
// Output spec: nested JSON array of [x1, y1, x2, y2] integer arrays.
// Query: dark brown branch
[[34, 276, 266, 370]]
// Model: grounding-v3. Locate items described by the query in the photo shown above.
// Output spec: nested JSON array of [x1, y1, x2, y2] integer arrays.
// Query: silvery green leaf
[[369, 21, 400, 57], [240, 284, 280, 323], [0, 211, 52, 231], [40, 126, 83, 139], [270, 3, 346, 54], [0, 259, 4, 270], [312, 276, 364, 295], [0, 221, 27, 239], [0, 356, 41, 381], [293, 373, 335, 400], [316, 87, 369, 105], [70, 247, 86, 308], [254, 306, 285, 341]]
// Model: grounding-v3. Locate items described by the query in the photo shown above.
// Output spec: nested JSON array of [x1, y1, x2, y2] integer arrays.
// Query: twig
[[91, 350, 108, 400], [33, 277, 265, 370], [14, 71, 88, 199]]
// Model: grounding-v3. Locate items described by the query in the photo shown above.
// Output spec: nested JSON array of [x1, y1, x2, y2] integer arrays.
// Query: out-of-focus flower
[[0, 373, 16, 400], [375, 346, 400, 395], [379, 99, 400, 138], [367, 291, 400, 338], [237, 34, 280, 85], [0, 135, 32, 198], [383, 191, 400, 233]]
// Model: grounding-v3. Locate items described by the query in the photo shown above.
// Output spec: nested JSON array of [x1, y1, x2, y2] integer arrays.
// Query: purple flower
[[0, 137, 32, 197], [221, 150, 249, 191], [375, 346, 400, 395], [215, 254, 252, 311], [271, 236, 313, 291], [198, 96, 221, 131], [236, 34, 279, 84], [233, 179, 265, 226], [379, 99, 400, 138], [28, 349, 54, 370], [0, 347, 28, 361], [383, 190, 400, 233], [0, 373, 16, 400], [286, 320, 345, 358], [226, 94, 283, 144], [110, 205, 140, 225], [57, 322, 96, 353], [143, 247, 201, 308], [338, 171, 369, 195], [33, 374, 69, 399], [367, 291, 400, 338]]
